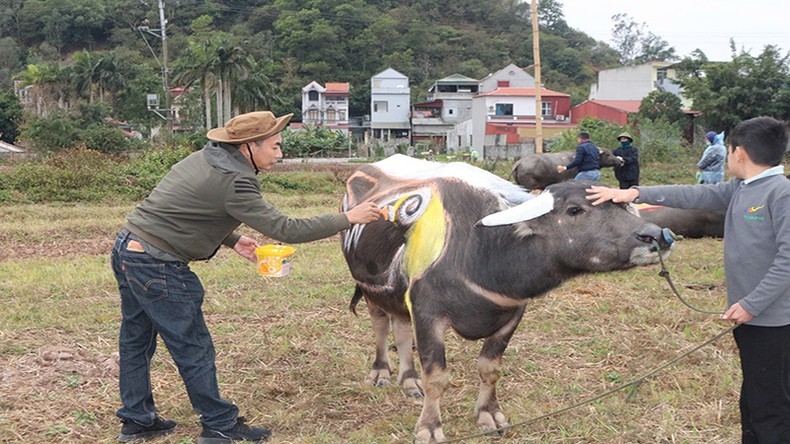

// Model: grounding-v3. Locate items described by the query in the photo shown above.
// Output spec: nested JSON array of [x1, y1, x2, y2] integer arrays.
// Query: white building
[[589, 61, 678, 100], [479, 63, 536, 93], [370, 67, 410, 142], [301, 81, 350, 134]]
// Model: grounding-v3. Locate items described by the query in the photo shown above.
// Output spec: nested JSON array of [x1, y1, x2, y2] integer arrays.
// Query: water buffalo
[[340, 155, 674, 443], [636, 204, 725, 238], [511, 149, 623, 190]]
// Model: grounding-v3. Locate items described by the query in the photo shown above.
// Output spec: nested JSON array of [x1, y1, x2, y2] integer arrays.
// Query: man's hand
[[557, 165, 567, 173], [345, 201, 382, 225], [722, 302, 753, 324], [233, 235, 259, 263], [585, 185, 639, 206]]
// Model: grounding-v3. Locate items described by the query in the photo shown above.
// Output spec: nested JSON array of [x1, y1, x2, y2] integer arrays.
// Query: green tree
[[638, 91, 686, 124], [611, 13, 677, 65], [14, 63, 73, 115], [675, 45, 790, 131], [18, 0, 110, 55], [0, 91, 24, 143]]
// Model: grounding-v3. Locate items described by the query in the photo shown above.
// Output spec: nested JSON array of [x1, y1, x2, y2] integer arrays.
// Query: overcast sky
[[558, 0, 790, 61]]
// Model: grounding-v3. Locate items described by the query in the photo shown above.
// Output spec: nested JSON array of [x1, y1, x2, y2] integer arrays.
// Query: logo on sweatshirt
[[744, 205, 765, 221]]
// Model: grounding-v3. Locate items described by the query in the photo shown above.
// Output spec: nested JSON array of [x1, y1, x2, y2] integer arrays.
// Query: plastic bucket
[[254, 244, 296, 277]]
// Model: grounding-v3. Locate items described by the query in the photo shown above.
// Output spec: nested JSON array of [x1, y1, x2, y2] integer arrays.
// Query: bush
[[638, 118, 693, 163], [20, 112, 81, 153], [549, 117, 632, 152], [282, 126, 355, 158], [0, 146, 123, 202], [121, 145, 194, 195], [81, 125, 142, 153]]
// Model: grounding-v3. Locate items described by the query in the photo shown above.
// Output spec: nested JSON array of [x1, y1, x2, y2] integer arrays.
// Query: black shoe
[[118, 415, 176, 442], [198, 417, 272, 443]]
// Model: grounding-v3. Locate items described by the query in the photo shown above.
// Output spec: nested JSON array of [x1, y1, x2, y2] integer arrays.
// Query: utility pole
[[531, 0, 543, 153], [157, 0, 173, 135], [136, 0, 173, 135]]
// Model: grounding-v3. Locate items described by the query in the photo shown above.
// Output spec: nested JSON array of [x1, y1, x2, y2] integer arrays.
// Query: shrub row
[[0, 146, 345, 204]]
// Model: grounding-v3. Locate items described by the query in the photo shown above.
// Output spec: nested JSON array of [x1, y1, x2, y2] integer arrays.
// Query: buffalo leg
[[392, 316, 423, 397], [412, 306, 451, 443], [475, 306, 524, 433], [364, 299, 394, 388]]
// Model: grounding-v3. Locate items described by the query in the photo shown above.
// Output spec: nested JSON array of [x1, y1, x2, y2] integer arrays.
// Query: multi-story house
[[469, 87, 573, 158], [574, 61, 692, 127], [370, 67, 410, 143], [412, 74, 479, 147], [442, 64, 573, 157], [301, 81, 350, 134]]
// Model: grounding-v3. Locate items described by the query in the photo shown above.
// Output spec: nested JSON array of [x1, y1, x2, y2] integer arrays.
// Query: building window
[[374, 101, 388, 113], [339, 110, 346, 121], [308, 90, 319, 101], [497, 81, 510, 88], [495, 103, 513, 116], [448, 108, 454, 115], [307, 109, 319, 122], [326, 109, 336, 122], [656, 67, 668, 81], [541, 101, 552, 116]]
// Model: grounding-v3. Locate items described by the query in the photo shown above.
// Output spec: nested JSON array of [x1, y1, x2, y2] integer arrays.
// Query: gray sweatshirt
[[636, 167, 790, 326]]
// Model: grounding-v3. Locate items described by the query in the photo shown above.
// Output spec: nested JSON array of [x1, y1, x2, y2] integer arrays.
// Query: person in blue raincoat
[[697, 131, 726, 184]]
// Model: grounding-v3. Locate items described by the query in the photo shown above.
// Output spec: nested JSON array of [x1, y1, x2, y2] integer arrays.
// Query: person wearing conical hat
[[612, 132, 640, 189], [110, 111, 381, 443]]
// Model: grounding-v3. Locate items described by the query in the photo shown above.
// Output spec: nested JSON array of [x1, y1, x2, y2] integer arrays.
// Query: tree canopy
[[1, 0, 623, 139], [674, 44, 790, 132]]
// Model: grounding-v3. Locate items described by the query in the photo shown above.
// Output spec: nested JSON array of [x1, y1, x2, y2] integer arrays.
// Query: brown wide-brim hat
[[206, 111, 294, 144]]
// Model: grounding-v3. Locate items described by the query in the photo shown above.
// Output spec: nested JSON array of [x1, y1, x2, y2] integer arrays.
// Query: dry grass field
[[0, 191, 740, 443]]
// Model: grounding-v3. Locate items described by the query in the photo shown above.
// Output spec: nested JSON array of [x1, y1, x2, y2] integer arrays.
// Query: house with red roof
[[468, 86, 574, 158], [300, 81, 350, 134], [570, 100, 642, 126]]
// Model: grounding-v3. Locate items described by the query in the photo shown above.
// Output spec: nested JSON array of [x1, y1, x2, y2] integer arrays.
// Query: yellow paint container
[[254, 244, 296, 277]]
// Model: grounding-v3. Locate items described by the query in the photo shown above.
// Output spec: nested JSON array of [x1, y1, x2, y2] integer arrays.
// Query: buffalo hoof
[[401, 377, 424, 398], [477, 410, 509, 435], [414, 426, 446, 444], [365, 368, 392, 388]]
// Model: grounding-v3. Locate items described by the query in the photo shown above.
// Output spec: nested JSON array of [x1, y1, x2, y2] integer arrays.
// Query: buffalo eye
[[566, 206, 584, 216]]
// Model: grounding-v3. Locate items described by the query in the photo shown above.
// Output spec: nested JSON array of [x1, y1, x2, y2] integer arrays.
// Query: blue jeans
[[574, 169, 600, 181], [111, 230, 238, 429]]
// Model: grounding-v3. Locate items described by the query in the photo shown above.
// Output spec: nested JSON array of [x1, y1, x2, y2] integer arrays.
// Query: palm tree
[[14, 63, 72, 115], [233, 60, 284, 114], [210, 39, 252, 125], [173, 40, 216, 129]]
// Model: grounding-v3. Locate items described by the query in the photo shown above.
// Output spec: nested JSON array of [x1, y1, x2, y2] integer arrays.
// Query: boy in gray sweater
[[586, 116, 790, 443]]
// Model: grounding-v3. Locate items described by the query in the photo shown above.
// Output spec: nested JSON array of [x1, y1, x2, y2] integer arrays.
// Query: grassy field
[[0, 186, 741, 444]]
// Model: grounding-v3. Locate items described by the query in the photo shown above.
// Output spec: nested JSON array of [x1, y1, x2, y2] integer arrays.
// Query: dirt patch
[[0, 238, 115, 262], [0, 344, 119, 394]]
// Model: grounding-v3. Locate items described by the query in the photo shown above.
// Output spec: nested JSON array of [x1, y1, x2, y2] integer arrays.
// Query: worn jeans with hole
[[111, 230, 238, 429]]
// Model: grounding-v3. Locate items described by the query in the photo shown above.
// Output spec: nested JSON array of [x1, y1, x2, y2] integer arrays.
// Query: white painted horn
[[478, 191, 554, 226]]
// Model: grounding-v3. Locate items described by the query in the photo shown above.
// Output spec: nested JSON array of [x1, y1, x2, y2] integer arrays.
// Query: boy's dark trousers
[[734, 324, 790, 444]]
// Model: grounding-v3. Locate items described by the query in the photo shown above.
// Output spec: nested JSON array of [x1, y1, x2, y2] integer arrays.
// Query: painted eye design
[[384, 188, 432, 226]]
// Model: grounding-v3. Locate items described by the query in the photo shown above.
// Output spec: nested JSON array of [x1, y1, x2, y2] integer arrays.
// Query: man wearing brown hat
[[110, 111, 381, 443]]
